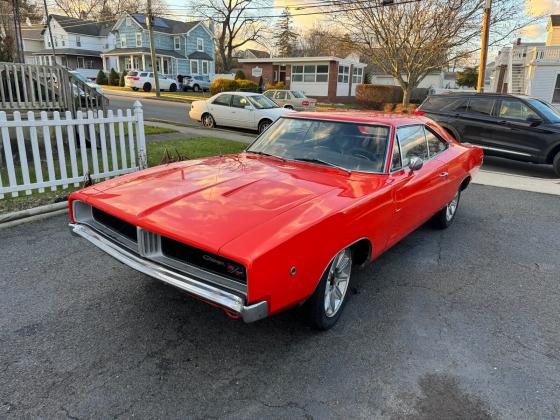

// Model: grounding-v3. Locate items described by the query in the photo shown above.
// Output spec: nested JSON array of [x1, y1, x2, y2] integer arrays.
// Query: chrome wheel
[[446, 192, 459, 221], [324, 248, 352, 318], [259, 120, 271, 133]]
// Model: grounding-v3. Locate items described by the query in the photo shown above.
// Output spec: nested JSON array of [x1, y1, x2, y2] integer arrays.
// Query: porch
[[101, 48, 187, 78]]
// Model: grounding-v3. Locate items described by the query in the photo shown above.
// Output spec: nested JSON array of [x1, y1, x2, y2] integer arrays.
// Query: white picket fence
[[0, 101, 146, 198]]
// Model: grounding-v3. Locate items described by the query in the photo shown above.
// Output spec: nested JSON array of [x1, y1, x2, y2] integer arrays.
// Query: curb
[[0, 201, 68, 229]]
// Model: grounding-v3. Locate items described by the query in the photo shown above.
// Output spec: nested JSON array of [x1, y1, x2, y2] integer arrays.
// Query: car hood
[[80, 154, 382, 255]]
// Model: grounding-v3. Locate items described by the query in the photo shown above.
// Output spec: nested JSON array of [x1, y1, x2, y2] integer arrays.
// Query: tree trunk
[[402, 88, 411, 112]]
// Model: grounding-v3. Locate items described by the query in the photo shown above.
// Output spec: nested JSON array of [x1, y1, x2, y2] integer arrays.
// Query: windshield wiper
[[292, 157, 351, 173], [247, 150, 285, 161]]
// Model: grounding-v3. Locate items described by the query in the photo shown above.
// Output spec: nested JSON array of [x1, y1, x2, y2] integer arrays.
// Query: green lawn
[[0, 136, 245, 214]]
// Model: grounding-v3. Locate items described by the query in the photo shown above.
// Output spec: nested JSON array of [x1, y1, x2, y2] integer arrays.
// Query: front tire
[[143, 82, 152, 92], [258, 119, 272, 134], [201, 113, 215, 128], [132, 87, 139, 91], [193, 84, 200, 92], [432, 189, 461, 229], [169, 83, 177, 92], [553, 151, 560, 177], [305, 248, 353, 330]]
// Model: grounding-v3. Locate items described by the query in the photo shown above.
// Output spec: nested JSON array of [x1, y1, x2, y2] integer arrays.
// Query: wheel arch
[[440, 123, 462, 142], [460, 175, 471, 191], [545, 142, 560, 164]]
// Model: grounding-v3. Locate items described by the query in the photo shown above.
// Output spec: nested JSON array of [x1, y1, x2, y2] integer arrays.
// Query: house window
[[47, 39, 51, 47], [61, 36, 65, 47], [338, 65, 349, 83], [125, 57, 132, 70], [352, 67, 363, 83], [174, 36, 180, 50], [291, 64, 328, 83], [553, 75, 560, 103], [202, 60, 208, 74], [77, 56, 85, 68], [120, 34, 127, 48], [197, 38, 204, 52], [126, 17, 132, 26], [191, 60, 199, 74], [54, 36, 58, 47], [136, 33, 142, 47], [76, 35, 81, 47]]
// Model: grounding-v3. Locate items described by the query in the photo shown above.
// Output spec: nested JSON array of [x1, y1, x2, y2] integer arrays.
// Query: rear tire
[[143, 82, 152, 92], [169, 83, 177, 92], [258, 119, 272, 134], [132, 87, 139, 91], [193, 84, 200, 92], [305, 248, 353, 330], [553, 151, 560, 177], [432, 189, 461, 229]]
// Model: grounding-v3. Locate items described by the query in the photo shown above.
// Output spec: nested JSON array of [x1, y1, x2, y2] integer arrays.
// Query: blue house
[[101, 13, 215, 78]]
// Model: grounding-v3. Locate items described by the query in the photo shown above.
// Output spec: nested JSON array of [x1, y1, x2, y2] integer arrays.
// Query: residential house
[[21, 25, 45, 64], [239, 55, 366, 101], [488, 15, 560, 104], [237, 49, 270, 59], [35, 15, 115, 73], [101, 13, 215, 78]]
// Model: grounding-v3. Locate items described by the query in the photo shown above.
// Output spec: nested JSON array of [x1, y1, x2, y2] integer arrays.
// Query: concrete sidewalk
[[473, 169, 560, 196], [145, 121, 255, 144]]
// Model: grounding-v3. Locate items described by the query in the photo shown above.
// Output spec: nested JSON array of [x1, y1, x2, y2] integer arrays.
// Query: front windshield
[[247, 118, 390, 173], [526, 98, 560, 123], [71, 72, 87, 83], [247, 95, 278, 109], [291, 91, 305, 98]]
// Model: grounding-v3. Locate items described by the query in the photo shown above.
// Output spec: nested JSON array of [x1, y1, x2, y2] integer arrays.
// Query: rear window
[[139, 72, 148, 77], [468, 98, 495, 116], [128, 71, 138, 76], [421, 96, 468, 112]]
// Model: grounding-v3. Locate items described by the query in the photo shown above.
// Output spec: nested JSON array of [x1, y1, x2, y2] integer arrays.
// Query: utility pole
[[476, 0, 492, 93], [12, 0, 24, 62], [42, 0, 57, 63], [146, 0, 160, 97]]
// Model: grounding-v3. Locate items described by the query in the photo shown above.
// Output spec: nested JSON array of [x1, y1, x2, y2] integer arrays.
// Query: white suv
[[125, 71, 179, 92]]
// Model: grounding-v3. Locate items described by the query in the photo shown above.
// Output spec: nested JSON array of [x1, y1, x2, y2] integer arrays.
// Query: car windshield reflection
[[247, 117, 390, 173]]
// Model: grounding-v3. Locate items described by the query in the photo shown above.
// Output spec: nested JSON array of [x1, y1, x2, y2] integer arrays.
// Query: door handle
[[439, 172, 449, 177]]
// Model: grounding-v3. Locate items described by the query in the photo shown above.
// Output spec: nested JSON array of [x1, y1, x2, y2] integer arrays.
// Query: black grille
[[161, 237, 247, 284], [92, 207, 137, 242]]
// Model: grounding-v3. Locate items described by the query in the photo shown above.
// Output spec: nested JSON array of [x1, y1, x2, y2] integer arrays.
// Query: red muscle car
[[69, 112, 483, 329]]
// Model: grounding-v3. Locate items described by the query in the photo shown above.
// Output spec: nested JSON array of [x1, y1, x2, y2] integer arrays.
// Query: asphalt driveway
[[1, 185, 559, 419]]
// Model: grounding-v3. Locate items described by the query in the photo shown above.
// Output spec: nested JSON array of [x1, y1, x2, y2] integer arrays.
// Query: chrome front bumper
[[69, 223, 268, 322]]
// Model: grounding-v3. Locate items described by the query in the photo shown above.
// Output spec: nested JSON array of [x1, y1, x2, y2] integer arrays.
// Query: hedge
[[210, 78, 259, 95], [108, 68, 120, 86], [355, 84, 429, 106]]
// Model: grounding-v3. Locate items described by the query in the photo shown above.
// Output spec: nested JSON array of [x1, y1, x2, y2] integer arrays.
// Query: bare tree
[[296, 23, 357, 57], [328, 0, 541, 107], [51, 0, 165, 20], [191, 0, 269, 72]]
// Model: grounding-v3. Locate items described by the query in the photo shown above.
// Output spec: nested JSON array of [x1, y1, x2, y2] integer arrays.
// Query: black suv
[[417, 93, 560, 176]]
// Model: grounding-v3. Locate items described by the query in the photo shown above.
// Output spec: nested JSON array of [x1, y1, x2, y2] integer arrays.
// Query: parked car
[[189, 92, 294, 133], [69, 70, 103, 94], [68, 112, 483, 329], [264, 89, 317, 111], [416, 93, 560, 176], [125, 70, 179, 92], [183, 75, 211, 92]]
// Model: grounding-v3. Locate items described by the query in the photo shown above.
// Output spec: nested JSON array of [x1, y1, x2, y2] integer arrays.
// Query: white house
[[488, 15, 560, 104], [34, 14, 115, 75], [21, 26, 45, 64]]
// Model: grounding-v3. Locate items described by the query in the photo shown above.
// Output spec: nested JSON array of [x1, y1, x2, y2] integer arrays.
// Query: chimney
[[516, 38, 521, 45]]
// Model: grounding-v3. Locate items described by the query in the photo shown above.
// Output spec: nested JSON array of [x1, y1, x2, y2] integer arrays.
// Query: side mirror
[[527, 116, 543, 127], [409, 156, 424, 171]]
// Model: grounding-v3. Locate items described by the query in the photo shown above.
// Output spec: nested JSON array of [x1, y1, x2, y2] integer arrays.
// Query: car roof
[[430, 92, 533, 100], [288, 111, 426, 127], [218, 91, 262, 96]]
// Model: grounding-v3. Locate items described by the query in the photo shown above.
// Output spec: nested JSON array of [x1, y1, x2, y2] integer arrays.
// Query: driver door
[[387, 125, 450, 246]]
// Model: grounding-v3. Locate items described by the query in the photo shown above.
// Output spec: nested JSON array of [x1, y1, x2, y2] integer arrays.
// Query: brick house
[[238, 55, 366, 101]]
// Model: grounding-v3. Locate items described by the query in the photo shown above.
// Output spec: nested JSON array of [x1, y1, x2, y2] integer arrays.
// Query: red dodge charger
[[69, 112, 483, 329]]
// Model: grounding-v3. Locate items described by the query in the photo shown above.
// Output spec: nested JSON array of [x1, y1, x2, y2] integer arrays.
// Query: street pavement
[[1, 185, 559, 418]]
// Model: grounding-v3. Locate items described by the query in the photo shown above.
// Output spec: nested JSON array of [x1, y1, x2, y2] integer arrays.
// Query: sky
[[163, 0, 559, 48]]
